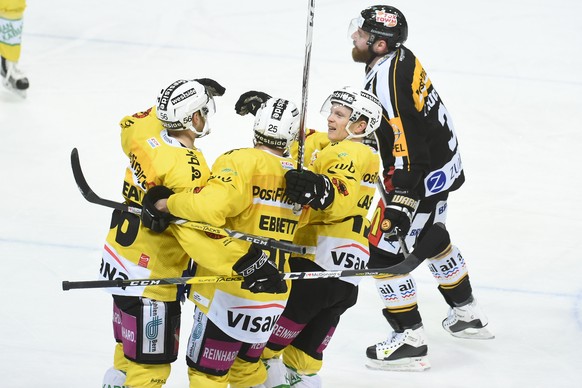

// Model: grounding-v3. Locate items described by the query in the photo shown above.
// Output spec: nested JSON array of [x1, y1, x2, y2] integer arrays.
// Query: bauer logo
[[426, 171, 446, 193]]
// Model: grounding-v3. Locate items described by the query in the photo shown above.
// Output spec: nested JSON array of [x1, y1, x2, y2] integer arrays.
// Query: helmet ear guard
[[156, 79, 216, 137], [320, 86, 383, 139]]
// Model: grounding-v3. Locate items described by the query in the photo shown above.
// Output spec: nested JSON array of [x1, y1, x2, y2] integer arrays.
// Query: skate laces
[[377, 331, 406, 350]]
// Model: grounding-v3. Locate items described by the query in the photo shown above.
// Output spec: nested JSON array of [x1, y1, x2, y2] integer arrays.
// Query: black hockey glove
[[284, 169, 334, 210], [234, 90, 272, 116], [194, 78, 226, 97], [381, 188, 419, 238], [232, 244, 287, 294], [141, 185, 175, 233]]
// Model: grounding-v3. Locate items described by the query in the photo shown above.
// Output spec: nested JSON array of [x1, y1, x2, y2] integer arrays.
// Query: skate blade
[[449, 326, 495, 340], [366, 356, 431, 372]]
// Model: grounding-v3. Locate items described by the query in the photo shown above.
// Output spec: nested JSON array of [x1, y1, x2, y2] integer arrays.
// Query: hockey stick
[[291, 0, 315, 214], [62, 223, 446, 291], [296, 0, 315, 172], [70, 148, 313, 255], [61, 243, 430, 291]]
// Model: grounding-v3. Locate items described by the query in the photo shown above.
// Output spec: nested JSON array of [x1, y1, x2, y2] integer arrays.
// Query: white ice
[[1, 0, 581, 387]]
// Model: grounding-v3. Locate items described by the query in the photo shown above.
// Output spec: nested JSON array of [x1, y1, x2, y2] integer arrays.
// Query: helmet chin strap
[[187, 110, 211, 138], [345, 121, 366, 140]]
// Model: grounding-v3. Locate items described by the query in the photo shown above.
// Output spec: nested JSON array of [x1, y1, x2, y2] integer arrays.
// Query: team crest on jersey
[[132, 107, 152, 119], [147, 137, 161, 148], [375, 10, 398, 27], [332, 177, 349, 196]]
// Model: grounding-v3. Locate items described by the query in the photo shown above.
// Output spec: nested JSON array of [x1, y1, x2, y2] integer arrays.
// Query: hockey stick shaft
[[62, 255, 423, 290], [70, 148, 313, 255], [297, 0, 315, 172], [292, 0, 315, 214]]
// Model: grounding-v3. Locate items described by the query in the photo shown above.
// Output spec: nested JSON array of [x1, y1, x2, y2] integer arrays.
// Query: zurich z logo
[[427, 171, 446, 193]]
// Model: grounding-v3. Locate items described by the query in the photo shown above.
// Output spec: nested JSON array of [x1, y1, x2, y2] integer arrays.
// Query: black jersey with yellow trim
[[364, 46, 465, 199]]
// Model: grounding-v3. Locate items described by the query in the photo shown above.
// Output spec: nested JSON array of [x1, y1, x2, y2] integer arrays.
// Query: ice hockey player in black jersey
[[349, 5, 494, 371]]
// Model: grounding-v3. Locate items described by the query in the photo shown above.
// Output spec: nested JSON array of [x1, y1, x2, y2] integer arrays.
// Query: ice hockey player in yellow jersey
[[100, 78, 225, 388], [0, 0, 29, 96], [140, 92, 305, 388], [261, 87, 383, 388]]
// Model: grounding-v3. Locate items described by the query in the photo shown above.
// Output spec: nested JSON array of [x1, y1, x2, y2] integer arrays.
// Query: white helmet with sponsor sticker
[[320, 86, 382, 139], [253, 98, 300, 151], [156, 79, 216, 137]]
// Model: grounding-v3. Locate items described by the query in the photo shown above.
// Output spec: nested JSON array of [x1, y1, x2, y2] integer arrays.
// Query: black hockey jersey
[[365, 46, 464, 199]]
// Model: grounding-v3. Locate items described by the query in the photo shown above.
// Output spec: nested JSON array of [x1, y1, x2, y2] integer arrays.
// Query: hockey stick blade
[[71, 148, 141, 215], [70, 148, 313, 255]]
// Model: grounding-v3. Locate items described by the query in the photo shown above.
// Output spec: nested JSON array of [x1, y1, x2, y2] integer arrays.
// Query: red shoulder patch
[[132, 107, 153, 118]]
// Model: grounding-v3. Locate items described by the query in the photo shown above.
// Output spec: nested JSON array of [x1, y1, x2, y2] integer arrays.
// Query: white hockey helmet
[[320, 86, 382, 139], [156, 79, 216, 137], [253, 97, 300, 150]]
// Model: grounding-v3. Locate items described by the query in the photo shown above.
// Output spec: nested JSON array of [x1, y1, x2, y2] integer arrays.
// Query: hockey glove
[[284, 169, 335, 210], [194, 78, 226, 97], [234, 91, 272, 116], [381, 188, 419, 238], [232, 244, 287, 294], [141, 185, 175, 233]]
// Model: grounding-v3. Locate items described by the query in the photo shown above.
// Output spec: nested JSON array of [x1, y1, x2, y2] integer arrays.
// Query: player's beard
[[352, 46, 373, 63]]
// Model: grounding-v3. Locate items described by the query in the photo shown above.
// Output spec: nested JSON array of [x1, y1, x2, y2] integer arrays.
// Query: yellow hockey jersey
[[100, 106, 211, 301], [166, 147, 304, 343], [292, 135, 380, 285], [290, 128, 331, 167]]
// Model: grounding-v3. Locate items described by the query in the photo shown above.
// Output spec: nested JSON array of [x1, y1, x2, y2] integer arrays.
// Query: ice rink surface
[[1, 1, 581, 387]]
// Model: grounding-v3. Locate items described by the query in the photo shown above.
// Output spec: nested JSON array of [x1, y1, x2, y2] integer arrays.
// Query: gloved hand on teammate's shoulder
[[141, 185, 176, 233], [235, 91, 272, 116], [284, 169, 334, 210], [381, 188, 419, 238], [194, 78, 226, 97], [232, 244, 287, 294]]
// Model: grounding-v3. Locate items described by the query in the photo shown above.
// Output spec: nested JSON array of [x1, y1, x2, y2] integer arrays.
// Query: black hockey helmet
[[355, 5, 408, 49]]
